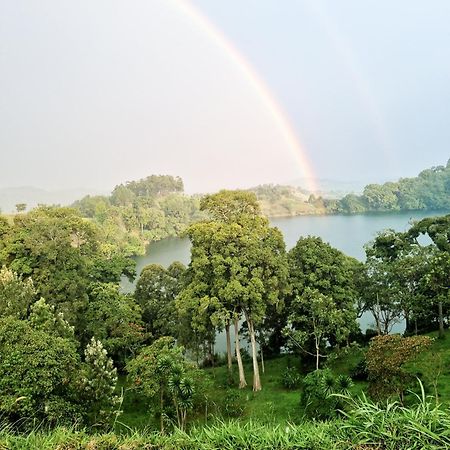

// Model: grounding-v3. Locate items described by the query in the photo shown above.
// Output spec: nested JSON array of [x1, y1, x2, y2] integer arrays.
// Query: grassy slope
[[118, 329, 450, 431]]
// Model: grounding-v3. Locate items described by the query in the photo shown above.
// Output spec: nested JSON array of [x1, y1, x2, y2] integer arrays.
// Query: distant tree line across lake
[[68, 161, 450, 256]]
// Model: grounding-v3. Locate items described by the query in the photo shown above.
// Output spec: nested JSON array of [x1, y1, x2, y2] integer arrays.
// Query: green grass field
[[118, 329, 450, 432]]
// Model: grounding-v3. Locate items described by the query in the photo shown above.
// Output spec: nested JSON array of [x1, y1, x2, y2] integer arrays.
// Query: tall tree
[[370, 215, 450, 337], [179, 190, 288, 391], [285, 236, 360, 365], [134, 262, 185, 341]]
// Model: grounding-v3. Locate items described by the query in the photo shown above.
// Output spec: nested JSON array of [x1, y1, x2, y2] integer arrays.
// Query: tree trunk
[[414, 318, 418, 336], [438, 301, 444, 338], [234, 317, 247, 388], [260, 343, 265, 374], [160, 388, 164, 434], [225, 321, 233, 375], [245, 311, 262, 391], [315, 338, 320, 370]]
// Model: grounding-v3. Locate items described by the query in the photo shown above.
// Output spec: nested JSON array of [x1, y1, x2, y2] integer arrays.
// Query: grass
[[3, 335, 450, 448], [2, 394, 450, 449], [118, 351, 365, 430], [117, 329, 450, 432]]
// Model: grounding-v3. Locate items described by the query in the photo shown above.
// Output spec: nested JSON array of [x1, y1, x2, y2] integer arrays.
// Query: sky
[[1, 0, 449, 194]]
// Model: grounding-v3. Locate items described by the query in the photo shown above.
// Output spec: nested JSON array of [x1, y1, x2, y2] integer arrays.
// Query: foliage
[[339, 383, 450, 450], [80, 338, 120, 429], [84, 283, 146, 367], [0, 266, 36, 319], [366, 215, 450, 336], [178, 190, 289, 391], [126, 337, 203, 431], [72, 175, 205, 256], [134, 262, 185, 340], [334, 161, 450, 213], [29, 297, 75, 339], [281, 367, 301, 390], [300, 369, 353, 420], [0, 206, 133, 329], [285, 237, 360, 367], [0, 317, 82, 426], [366, 334, 432, 401]]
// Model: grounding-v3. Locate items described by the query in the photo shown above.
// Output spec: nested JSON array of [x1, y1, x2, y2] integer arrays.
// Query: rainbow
[[170, 0, 319, 193]]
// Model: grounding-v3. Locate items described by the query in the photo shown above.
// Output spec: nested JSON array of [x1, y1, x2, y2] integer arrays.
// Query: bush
[[300, 369, 353, 420], [350, 358, 368, 381], [281, 367, 301, 390], [221, 389, 245, 418], [0, 317, 82, 427]]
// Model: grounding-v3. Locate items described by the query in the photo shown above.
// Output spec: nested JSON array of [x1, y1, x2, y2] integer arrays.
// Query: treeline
[[68, 162, 450, 258], [0, 194, 448, 432], [72, 175, 205, 255], [327, 160, 450, 213]]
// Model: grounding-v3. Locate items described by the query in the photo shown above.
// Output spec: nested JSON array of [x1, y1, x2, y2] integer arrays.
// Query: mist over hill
[[0, 187, 106, 213]]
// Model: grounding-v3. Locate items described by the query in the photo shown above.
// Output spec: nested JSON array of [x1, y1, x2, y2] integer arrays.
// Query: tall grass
[[1, 388, 449, 449]]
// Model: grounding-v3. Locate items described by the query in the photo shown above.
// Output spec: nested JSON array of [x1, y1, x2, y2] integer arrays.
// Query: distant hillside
[[249, 184, 326, 217], [325, 160, 450, 213], [72, 175, 205, 255], [288, 178, 367, 198], [0, 187, 104, 213]]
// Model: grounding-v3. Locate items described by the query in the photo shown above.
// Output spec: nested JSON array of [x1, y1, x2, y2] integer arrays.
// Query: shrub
[[300, 369, 353, 420], [281, 367, 301, 390], [366, 334, 432, 401], [350, 358, 368, 381]]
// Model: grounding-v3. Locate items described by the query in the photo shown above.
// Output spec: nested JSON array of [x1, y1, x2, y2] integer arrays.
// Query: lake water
[[121, 210, 447, 350]]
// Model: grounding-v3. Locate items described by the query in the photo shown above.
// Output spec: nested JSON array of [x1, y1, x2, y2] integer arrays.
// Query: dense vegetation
[[68, 163, 449, 252], [328, 160, 450, 214], [72, 175, 205, 255], [250, 160, 450, 217], [0, 190, 449, 448]]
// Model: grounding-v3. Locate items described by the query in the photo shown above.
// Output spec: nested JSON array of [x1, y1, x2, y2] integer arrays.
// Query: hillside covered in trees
[[72, 175, 205, 255], [252, 160, 450, 216], [327, 160, 450, 214]]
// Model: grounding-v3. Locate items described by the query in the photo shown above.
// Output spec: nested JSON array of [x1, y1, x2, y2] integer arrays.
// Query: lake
[[121, 210, 447, 350]]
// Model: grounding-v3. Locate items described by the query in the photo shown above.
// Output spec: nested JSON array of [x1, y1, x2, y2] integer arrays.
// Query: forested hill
[[72, 175, 205, 255], [325, 160, 450, 214], [70, 162, 450, 255], [248, 160, 450, 217], [248, 184, 327, 217]]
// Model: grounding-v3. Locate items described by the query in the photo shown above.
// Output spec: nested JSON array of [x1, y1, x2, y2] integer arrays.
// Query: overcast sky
[[1, 0, 449, 193]]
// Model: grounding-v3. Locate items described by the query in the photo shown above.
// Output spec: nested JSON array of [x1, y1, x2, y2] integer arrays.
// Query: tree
[[366, 334, 432, 402], [0, 317, 82, 426], [15, 203, 26, 213], [361, 255, 405, 335], [81, 338, 120, 429], [84, 283, 146, 367], [1, 207, 99, 326], [179, 191, 288, 391], [126, 337, 201, 432], [369, 216, 450, 337], [407, 215, 450, 338], [285, 237, 360, 365], [134, 262, 185, 340], [286, 288, 351, 370], [200, 190, 260, 222], [0, 266, 36, 319], [29, 297, 74, 339]]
